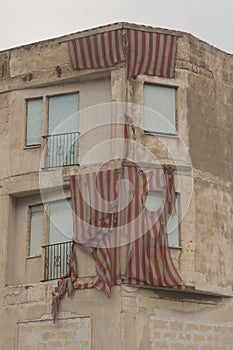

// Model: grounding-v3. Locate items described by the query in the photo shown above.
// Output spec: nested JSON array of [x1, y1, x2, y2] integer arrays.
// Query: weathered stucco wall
[[176, 33, 233, 182], [176, 34, 233, 295], [121, 286, 233, 349], [0, 27, 233, 350]]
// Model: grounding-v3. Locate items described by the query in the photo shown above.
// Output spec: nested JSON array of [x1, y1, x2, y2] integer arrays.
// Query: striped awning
[[126, 29, 177, 79], [68, 29, 125, 70], [67, 23, 179, 79]]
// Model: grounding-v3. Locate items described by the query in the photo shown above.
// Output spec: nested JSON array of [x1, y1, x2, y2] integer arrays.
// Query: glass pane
[[26, 98, 43, 145], [144, 84, 176, 134], [29, 204, 44, 256], [145, 191, 163, 212], [49, 199, 73, 244], [145, 191, 179, 247]]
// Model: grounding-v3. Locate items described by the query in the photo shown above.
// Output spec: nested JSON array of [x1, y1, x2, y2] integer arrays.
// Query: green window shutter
[[48, 93, 79, 134], [145, 191, 179, 247], [49, 199, 73, 244], [29, 204, 44, 256], [26, 98, 43, 145], [143, 85, 176, 134]]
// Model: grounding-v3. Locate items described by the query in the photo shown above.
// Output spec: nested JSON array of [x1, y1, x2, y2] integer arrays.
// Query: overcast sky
[[1, 0, 233, 53]]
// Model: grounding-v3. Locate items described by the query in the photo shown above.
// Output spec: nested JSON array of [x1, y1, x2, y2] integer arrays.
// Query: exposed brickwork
[[17, 317, 91, 350], [150, 316, 233, 350]]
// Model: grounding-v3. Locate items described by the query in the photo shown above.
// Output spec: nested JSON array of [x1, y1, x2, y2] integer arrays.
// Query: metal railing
[[43, 131, 80, 169], [42, 241, 73, 281]]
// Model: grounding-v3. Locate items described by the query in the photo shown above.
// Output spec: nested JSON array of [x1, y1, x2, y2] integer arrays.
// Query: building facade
[[0, 23, 233, 350]]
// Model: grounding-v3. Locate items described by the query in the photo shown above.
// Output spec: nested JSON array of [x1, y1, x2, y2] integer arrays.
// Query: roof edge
[[58, 22, 183, 44], [1, 22, 232, 56]]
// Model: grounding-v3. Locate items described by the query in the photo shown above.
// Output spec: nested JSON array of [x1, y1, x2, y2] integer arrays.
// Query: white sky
[[1, 0, 233, 53]]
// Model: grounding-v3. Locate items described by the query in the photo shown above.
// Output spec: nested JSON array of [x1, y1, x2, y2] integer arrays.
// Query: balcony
[[42, 241, 73, 281], [43, 131, 80, 169]]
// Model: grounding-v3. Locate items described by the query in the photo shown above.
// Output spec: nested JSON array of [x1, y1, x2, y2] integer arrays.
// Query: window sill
[[144, 130, 179, 138], [24, 144, 41, 150], [26, 254, 42, 259], [169, 245, 182, 250]]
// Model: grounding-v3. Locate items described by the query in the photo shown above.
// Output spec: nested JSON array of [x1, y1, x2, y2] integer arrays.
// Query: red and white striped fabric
[[71, 166, 182, 289], [52, 243, 78, 322], [71, 169, 122, 295], [124, 166, 182, 288], [68, 30, 125, 70], [52, 165, 183, 321], [68, 27, 177, 79], [126, 30, 177, 79]]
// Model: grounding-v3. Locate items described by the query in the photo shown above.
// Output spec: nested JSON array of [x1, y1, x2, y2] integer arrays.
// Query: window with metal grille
[[143, 84, 176, 134], [45, 93, 79, 168], [46, 199, 73, 280], [49, 199, 73, 244], [28, 199, 73, 256]]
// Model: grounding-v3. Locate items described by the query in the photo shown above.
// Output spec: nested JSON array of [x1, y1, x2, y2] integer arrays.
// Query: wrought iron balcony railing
[[42, 241, 73, 281], [43, 131, 80, 169]]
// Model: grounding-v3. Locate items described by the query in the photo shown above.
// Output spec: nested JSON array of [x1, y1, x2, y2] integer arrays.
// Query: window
[[46, 93, 79, 168], [29, 204, 44, 256], [143, 84, 176, 134], [25, 93, 79, 167], [26, 98, 43, 146], [145, 191, 180, 247], [48, 93, 79, 135], [49, 199, 73, 244], [28, 199, 73, 257], [47, 199, 73, 280]]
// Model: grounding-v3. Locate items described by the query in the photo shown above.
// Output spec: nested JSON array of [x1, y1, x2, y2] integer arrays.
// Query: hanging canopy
[[65, 23, 180, 79], [52, 164, 184, 321]]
